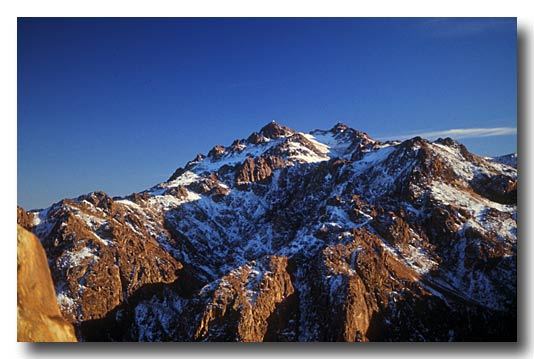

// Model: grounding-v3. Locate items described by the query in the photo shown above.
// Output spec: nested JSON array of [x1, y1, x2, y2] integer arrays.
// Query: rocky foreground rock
[[17, 225, 77, 342], [18, 122, 517, 341]]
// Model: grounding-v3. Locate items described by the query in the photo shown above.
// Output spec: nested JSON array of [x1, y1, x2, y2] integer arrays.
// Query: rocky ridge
[[491, 153, 517, 169], [19, 121, 517, 341]]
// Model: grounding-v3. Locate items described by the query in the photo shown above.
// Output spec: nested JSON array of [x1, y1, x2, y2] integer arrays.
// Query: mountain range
[[17, 121, 517, 342]]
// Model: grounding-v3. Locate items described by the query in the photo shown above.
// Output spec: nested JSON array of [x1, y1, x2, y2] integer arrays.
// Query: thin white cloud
[[419, 18, 514, 38], [378, 127, 517, 141]]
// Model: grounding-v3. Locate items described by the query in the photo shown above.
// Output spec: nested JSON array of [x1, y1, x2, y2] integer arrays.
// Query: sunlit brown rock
[[17, 225, 77, 342]]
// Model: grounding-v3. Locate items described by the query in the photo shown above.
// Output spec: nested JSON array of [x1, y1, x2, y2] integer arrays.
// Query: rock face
[[259, 121, 295, 139], [24, 121, 517, 342], [235, 155, 287, 187], [17, 225, 77, 342], [26, 191, 187, 323], [195, 256, 294, 342], [17, 206, 34, 230]]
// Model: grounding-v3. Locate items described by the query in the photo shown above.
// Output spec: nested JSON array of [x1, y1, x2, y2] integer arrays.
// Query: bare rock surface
[[17, 225, 77, 342]]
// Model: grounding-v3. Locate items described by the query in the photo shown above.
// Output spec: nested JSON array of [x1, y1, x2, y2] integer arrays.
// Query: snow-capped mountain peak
[[19, 121, 517, 342], [169, 122, 380, 179]]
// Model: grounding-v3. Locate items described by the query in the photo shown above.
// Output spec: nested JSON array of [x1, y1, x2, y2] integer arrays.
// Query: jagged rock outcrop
[[235, 155, 287, 187], [195, 256, 294, 342], [17, 206, 34, 231], [208, 145, 226, 159], [24, 121, 517, 341], [17, 225, 77, 342], [259, 121, 295, 139], [32, 193, 187, 323]]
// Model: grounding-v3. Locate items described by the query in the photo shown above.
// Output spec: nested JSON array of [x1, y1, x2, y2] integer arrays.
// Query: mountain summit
[[18, 122, 517, 342], [259, 120, 295, 139]]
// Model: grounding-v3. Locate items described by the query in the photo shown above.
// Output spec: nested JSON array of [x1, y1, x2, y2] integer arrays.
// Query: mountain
[[491, 153, 517, 169], [18, 121, 517, 342]]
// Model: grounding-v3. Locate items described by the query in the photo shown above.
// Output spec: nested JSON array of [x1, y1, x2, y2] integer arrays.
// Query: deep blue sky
[[18, 18, 517, 209]]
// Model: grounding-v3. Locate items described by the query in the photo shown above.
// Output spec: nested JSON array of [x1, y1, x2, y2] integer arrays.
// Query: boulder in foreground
[[17, 225, 77, 342]]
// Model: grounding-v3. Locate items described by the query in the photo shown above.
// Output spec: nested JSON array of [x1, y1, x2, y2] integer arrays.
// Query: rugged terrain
[[18, 121, 517, 342], [17, 225, 77, 342]]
